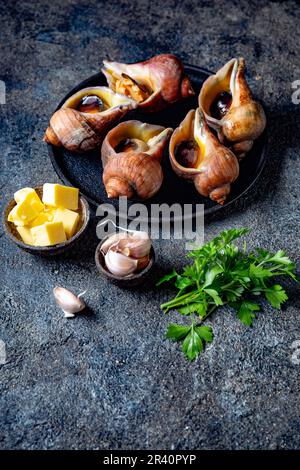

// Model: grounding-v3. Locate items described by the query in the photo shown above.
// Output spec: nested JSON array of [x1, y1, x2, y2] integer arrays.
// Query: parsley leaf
[[182, 325, 203, 360], [264, 284, 288, 309], [204, 288, 223, 305], [175, 275, 194, 291], [156, 268, 178, 286], [165, 323, 190, 341], [178, 302, 206, 317], [236, 301, 260, 326], [166, 323, 213, 361], [249, 263, 273, 280], [203, 265, 224, 288], [195, 325, 214, 343]]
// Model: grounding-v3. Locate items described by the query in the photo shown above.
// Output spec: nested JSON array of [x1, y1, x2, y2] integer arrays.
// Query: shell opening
[[209, 91, 232, 120], [105, 69, 152, 103], [114, 138, 148, 153], [174, 140, 200, 169], [202, 60, 236, 120], [77, 95, 106, 113], [111, 123, 166, 153], [62, 87, 135, 114]]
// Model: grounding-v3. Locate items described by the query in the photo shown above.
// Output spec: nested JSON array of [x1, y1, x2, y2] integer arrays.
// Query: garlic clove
[[130, 230, 149, 239], [53, 286, 86, 318], [100, 232, 129, 254], [117, 236, 151, 259], [105, 250, 138, 277], [136, 254, 150, 271]]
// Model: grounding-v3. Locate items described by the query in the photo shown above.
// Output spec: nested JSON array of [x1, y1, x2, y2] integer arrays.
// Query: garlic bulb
[[53, 286, 86, 318], [101, 230, 151, 277]]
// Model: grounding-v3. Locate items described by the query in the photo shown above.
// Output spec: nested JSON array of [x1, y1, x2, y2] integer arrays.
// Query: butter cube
[[8, 206, 24, 225], [42, 184, 79, 210], [16, 226, 34, 245], [31, 222, 67, 247], [8, 193, 44, 226], [14, 187, 35, 203], [29, 211, 53, 228], [15, 189, 44, 213], [53, 208, 80, 239]]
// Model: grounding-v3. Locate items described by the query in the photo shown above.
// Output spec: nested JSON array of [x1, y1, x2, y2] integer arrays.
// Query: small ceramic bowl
[[95, 237, 155, 287], [3, 186, 90, 256]]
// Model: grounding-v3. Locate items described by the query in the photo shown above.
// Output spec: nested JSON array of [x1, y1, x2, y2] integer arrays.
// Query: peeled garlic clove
[[105, 250, 138, 277], [53, 286, 86, 318]]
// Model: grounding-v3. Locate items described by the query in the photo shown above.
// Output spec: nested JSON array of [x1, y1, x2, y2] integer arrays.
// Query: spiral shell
[[101, 120, 173, 200], [169, 108, 239, 205], [199, 58, 266, 158], [44, 87, 137, 152], [102, 54, 194, 113]]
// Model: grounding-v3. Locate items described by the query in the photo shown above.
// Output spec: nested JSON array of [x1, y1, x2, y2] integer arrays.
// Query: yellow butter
[[14, 188, 44, 213], [8, 193, 44, 226], [44, 206, 57, 215], [14, 187, 35, 203], [16, 226, 34, 245], [42, 184, 79, 210], [30, 222, 67, 247], [29, 211, 53, 228], [53, 208, 80, 239], [8, 206, 24, 225], [25, 191, 44, 213]]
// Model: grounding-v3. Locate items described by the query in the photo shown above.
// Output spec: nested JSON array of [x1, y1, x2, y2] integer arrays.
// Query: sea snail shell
[[101, 120, 173, 200], [169, 108, 239, 205], [44, 87, 137, 152], [199, 58, 266, 158], [102, 54, 195, 113]]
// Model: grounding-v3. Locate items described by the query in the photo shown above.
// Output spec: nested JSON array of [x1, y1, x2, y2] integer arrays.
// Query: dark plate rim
[[47, 64, 268, 219]]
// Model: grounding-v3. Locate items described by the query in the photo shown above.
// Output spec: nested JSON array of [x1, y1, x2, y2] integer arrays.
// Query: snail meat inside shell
[[210, 91, 232, 120], [77, 95, 106, 113], [114, 138, 148, 154], [117, 73, 151, 103], [175, 140, 199, 169]]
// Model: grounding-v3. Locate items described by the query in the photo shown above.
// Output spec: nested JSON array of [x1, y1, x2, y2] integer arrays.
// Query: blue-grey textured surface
[[0, 0, 299, 450]]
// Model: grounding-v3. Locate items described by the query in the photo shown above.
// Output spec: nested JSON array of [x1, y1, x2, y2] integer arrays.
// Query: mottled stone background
[[0, 0, 299, 450]]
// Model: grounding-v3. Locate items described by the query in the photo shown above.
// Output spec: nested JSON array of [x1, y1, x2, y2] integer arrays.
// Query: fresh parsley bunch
[[157, 228, 298, 361]]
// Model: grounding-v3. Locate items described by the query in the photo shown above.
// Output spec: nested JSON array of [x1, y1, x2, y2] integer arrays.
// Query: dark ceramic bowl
[[95, 238, 155, 287], [3, 186, 90, 256]]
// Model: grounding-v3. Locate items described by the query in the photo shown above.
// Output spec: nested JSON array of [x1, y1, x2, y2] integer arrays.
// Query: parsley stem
[[200, 304, 218, 321], [160, 290, 199, 310], [221, 280, 236, 290]]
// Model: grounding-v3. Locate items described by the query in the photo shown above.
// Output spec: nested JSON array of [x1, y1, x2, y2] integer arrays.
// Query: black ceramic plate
[[47, 65, 267, 218]]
